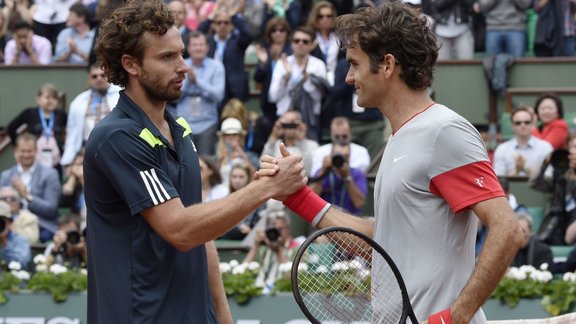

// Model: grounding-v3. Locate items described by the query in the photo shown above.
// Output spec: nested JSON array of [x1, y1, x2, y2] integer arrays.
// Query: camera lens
[[281, 123, 298, 129], [67, 230, 81, 244], [265, 228, 280, 242], [0, 218, 5, 233], [332, 154, 345, 168]]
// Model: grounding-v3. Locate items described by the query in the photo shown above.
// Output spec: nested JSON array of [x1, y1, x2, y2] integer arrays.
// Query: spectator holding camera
[[261, 110, 318, 176], [243, 204, 303, 293], [310, 117, 370, 177], [309, 132, 368, 215], [44, 214, 85, 269], [0, 201, 31, 267]]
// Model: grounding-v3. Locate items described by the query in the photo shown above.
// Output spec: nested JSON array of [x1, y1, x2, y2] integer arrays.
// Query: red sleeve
[[429, 161, 505, 213]]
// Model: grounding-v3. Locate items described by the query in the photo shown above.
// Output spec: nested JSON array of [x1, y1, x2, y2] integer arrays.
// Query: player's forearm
[[317, 208, 374, 238], [173, 181, 274, 249], [206, 241, 233, 324], [451, 211, 522, 322]]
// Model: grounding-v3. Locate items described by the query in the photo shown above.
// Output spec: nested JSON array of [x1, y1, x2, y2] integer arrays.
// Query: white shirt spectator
[[311, 143, 371, 177], [493, 137, 553, 176]]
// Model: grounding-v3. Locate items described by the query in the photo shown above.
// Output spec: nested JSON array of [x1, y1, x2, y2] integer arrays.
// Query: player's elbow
[[509, 222, 525, 253], [170, 232, 204, 252]]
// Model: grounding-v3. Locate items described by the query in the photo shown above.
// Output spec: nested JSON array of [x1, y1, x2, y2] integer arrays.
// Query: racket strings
[[297, 231, 406, 323]]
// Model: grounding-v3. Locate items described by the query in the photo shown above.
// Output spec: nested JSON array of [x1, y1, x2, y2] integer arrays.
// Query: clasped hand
[[255, 143, 307, 201]]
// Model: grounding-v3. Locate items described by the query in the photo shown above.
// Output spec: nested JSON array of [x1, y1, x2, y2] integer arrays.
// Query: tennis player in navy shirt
[[84, 0, 307, 322]]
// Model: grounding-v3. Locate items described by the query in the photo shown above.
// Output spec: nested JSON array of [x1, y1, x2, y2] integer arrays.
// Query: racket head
[[291, 226, 418, 324]]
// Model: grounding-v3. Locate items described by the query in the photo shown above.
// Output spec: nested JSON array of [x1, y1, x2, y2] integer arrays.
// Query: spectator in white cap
[[0, 200, 31, 267], [0, 186, 39, 244], [216, 118, 259, 186]]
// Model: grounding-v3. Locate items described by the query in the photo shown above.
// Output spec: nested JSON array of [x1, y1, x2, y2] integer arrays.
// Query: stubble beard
[[139, 69, 182, 103]]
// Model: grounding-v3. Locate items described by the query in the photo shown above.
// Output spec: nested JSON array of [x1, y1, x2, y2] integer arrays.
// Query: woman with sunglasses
[[307, 1, 342, 85], [254, 17, 292, 138]]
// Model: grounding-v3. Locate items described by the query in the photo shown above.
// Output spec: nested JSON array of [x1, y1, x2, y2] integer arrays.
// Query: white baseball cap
[[219, 118, 245, 135]]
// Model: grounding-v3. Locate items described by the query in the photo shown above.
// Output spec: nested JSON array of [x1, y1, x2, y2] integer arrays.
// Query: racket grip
[[283, 186, 331, 226], [428, 308, 451, 324]]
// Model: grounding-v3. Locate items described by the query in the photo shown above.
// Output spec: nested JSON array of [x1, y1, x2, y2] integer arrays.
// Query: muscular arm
[[141, 154, 306, 252], [206, 241, 232, 324], [450, 197, 523, 323]]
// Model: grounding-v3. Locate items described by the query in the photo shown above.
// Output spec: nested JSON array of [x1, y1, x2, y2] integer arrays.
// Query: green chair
[[527, 206, 545, 233], [500, 112, 513, 141]]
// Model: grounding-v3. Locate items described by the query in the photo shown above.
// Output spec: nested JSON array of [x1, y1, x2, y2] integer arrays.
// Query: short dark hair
[[534, 93, 564, 119], [293, 26, 316, 42], [94, 0, 174, 87], [10, 20, 32, 33], [14, 132, 37, 148], [187, 30, 207, 43], [335, 1, 439, 90], [69, 3, 93, 25]]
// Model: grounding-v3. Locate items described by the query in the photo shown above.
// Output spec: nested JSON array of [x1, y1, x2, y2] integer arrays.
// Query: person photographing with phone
[[261, 110, 318, 176]]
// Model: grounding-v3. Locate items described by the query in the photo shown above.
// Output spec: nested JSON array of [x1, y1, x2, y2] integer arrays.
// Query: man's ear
[[382, 54, 397, 75], [121, 54, 139, 77]]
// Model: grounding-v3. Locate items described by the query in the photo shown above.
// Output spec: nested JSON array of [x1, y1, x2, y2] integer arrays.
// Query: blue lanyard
[[90, 92, 102, 113], [317, 33, 332, 61], [328, 172, 347, 208], [38, 108, 55, 138]]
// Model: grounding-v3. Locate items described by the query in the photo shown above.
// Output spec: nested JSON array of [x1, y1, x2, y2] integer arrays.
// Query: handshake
[[256, 143, 331, 227]]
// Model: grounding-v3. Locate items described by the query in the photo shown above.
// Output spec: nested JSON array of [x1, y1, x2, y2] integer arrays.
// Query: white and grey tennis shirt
[[373, 103, 504, 323]]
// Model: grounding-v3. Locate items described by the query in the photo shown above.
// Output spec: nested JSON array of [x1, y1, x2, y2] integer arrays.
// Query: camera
[[0, 218, 5, 233], [331, 154, 345, 168], [66, 230, 81, 244], [550, 149, 570, 171], [265, 227, 281, 242], [281, 123, 298, 129]]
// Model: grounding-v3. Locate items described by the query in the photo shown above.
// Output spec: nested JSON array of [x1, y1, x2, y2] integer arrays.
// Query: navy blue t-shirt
[[84, 91, 216, 323]]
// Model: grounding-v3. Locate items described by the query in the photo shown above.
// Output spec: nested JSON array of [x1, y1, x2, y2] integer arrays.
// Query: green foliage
[[0, 272, 22, 305], [492, 273, 576, 316], [27, 270, 87, 303], [222, 271, 263, 305], [542, 278, 576, 316]]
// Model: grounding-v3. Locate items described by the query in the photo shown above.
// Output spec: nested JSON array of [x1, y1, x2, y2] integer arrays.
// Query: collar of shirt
[[115, 91, 185, 146], [513, 136, 535, 149]]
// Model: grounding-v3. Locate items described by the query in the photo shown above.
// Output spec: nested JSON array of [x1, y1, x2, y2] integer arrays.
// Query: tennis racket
[[291, 226, 418, 324]]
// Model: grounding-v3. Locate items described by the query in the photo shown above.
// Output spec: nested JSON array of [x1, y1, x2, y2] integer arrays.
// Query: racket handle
[[283, 186, 331, 227], [428, 308, 451, 324]]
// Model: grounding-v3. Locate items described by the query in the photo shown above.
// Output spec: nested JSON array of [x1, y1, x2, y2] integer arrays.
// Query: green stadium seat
[[500, 112, 513, 141], [527, 206, 545, 233], [551, 245, 573, 261]]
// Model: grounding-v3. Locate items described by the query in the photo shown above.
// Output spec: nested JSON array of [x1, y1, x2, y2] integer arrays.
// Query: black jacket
[[430, 0, 475, 26]]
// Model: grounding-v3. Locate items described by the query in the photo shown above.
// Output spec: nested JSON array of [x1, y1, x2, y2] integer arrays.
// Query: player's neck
[[382, 90, 434, 134], [124, 87, 166, 126]]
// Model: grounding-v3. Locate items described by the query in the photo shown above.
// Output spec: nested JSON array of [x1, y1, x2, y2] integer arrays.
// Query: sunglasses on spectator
[[91, 74, 106, 79], [334, 134, 349, 140], [317, 14, 334, 19], [292, 38, 311, 45], [0, 196, 18, 202], [271, 28, 286, 33], [513, 120, 532, 126], [215, 20, 230, 25]]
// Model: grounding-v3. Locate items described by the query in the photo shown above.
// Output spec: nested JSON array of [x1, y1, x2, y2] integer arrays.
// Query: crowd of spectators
[[0, 0, 576, 284]]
